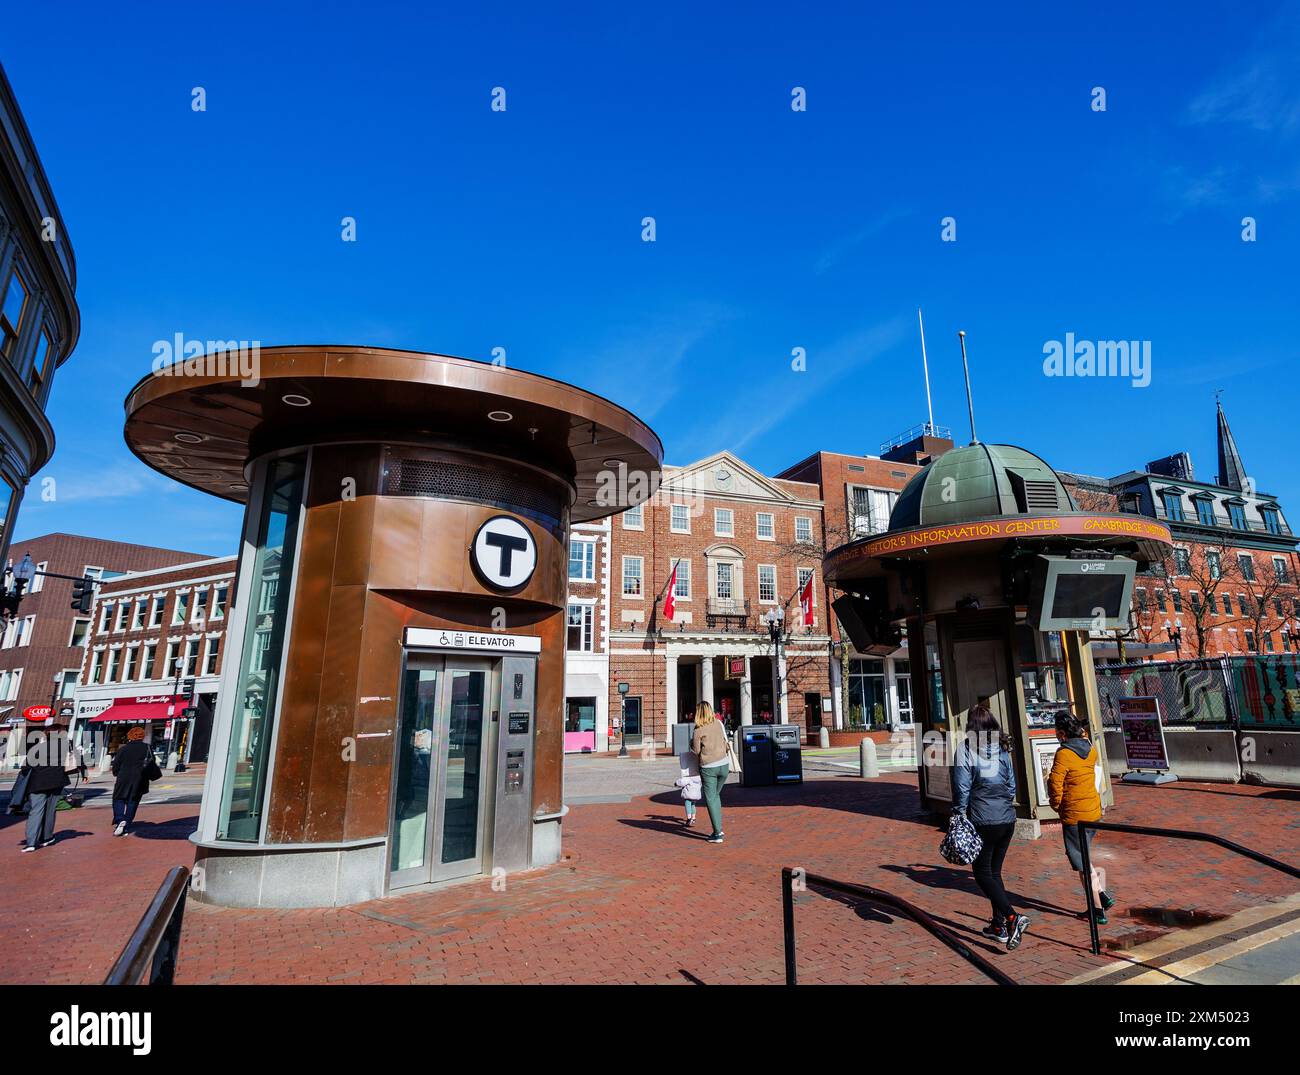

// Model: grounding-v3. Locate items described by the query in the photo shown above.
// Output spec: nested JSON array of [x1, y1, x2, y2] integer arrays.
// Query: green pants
[[700, 763, 729, 834]]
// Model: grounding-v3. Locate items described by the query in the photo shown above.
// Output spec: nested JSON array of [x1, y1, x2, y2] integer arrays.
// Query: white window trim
[[568, 537, 597, 583], [566, 599, 596, 653], [756, 512, 776, 541], [757, 563, 777, 604], [622, 505, 644, 531], [68, 617, 91, 648], [622, 556, 644, 599], [670, 503, 691, 534], [795, 517, 813, 544], [714, 508, 734, 538], [672, 558, 692, 601], [31, 561, 47, 593]]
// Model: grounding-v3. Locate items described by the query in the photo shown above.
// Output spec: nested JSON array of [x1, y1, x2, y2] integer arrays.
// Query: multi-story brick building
[[564, 517, 612, 752], [1061, 402, 1300, 662], [600, 451, 832, 749], [73, 553, 238, 766], [0, 533, 208, 766]]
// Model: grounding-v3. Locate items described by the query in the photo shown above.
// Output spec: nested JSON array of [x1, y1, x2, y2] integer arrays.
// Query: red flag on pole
[[799, 571, 815, 626], [664, 560, 678, 621]]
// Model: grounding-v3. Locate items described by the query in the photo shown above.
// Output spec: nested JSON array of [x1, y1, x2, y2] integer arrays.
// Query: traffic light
[[181, 677, 196, 701], [69, 575, 94, 614]]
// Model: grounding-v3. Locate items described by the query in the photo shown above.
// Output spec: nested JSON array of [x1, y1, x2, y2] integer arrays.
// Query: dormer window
[[1261, 507, 1281, 535], [1191, 494, 1216, 528], [1161, 490, 1185, 522], [1228, 502, 1247, 531]]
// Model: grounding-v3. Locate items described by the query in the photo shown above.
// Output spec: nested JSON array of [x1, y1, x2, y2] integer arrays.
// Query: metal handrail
[[1077, 820, 1300, 956], [104, 866, 191, 985], [781, 867, 1016, 986]]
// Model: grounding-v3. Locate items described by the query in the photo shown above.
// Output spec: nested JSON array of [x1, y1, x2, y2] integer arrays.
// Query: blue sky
[[6, 0, 1299, 556]]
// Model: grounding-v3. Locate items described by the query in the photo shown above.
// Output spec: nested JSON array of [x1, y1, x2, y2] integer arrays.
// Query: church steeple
[[1216, 397, 1247, 492]]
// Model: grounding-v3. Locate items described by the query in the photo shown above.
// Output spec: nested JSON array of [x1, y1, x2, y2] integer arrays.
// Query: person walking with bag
[[110, 727, 161, 837], [690, 702, 730, 844], [951, 706, 1030, 950], [1047, 710, 1115, 924], [18, 730, 70, 852]]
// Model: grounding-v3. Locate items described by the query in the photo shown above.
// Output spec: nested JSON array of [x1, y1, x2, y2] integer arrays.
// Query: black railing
[[1077, 821, 1300, 956], [104, 866, 191, 985], [781, 867, 1016, 986]]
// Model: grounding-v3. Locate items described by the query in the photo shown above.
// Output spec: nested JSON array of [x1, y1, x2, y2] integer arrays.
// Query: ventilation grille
[[1021, 480, 1060, 512], [381, 450, 567, 536]]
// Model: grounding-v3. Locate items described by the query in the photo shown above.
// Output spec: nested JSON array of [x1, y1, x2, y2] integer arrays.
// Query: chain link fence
[[1095, 655, 1300, 729]]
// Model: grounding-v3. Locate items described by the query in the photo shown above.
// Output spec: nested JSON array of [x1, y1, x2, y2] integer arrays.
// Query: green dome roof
[[889, 443, 1076, 530]]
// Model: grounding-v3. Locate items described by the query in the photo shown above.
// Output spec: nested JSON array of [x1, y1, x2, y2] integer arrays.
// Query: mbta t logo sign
[[471, 516, 537, 591]]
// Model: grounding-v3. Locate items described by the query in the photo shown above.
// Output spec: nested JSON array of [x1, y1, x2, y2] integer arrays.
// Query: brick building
[[73, 553, 238, 766], [564, 517, 612, 752], [0, 533, 208, 766], [599, 451, 831, 749], [1061, 402, 1300, 662]]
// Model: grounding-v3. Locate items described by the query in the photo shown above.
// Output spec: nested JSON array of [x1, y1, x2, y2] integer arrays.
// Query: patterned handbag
[[939, 811, 983, 866]]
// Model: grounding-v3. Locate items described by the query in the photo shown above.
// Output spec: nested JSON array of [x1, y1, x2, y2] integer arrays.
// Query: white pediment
[[662, 451, 801, 503]]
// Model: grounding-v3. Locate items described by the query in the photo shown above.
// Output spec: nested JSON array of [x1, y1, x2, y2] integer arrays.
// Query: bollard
[[818, 727, 830, 750], [859, 737, 879, 778]]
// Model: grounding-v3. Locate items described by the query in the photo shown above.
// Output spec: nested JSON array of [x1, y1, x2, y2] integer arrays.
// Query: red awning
[[89, 697, 185, 725]]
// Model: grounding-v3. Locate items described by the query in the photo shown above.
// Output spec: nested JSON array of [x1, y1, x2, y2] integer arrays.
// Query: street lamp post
[[1164, 620, 1182, 659], [616, 680, 630, 758], [764, 607, 785, 724]]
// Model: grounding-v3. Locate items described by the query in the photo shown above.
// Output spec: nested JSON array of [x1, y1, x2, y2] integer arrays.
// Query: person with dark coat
[[951, 706, 1031, 950], [18, 732, 70, 852], [111, 727, 160, 836]]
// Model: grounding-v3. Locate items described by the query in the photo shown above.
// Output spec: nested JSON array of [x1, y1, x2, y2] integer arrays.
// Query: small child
[[675, 746, 702, 826]]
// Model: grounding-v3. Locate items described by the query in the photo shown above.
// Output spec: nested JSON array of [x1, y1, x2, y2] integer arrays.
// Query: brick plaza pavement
[[2, 770, 1296, 985]]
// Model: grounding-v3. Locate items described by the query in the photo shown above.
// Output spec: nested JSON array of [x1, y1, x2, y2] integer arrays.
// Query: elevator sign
[[405, 627, 542, 654], [471, 515, 538, 591]]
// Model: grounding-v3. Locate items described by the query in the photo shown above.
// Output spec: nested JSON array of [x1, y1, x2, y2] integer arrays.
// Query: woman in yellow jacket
[[1047, 711, 1116, 924]]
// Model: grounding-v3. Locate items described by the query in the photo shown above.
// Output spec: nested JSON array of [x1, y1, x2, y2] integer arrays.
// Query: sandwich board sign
[[1117, 696, 1177, 785]]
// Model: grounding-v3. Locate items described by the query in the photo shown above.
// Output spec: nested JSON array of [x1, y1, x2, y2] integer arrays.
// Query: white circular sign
[[471, 516, 537, 591]]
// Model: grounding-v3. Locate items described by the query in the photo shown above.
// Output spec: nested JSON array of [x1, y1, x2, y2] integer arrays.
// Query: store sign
[[470, 515, 537, 591], [856, 514, 1172, 560], [1117, 696, 1169, 771], [23, 705, 53, 723], [726, 657, 745, 679], [405, 627, 542, 654]]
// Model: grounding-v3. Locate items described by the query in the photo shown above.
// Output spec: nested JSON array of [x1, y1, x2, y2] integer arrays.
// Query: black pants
[[972, 822, 1016, 920]]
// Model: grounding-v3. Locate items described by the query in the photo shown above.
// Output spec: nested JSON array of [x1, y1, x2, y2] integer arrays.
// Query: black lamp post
[[616, 680, 630, 758], [1164, 620, 1182, 659], [764, 607, 786, 724]]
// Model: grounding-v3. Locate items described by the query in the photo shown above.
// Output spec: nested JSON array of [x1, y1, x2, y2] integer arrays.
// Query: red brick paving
[[2, 773, 1297, 985]]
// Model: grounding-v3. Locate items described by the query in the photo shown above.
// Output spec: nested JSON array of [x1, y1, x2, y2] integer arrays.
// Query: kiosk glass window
[[391, 668, 438, 873], [218, 453, 306, 841], [621, 696, 643, 745], [1016, 626, 1069, 731], [895, 659, 913, 723], [924, 622, 945, 730], [847, 658, 888, 730]]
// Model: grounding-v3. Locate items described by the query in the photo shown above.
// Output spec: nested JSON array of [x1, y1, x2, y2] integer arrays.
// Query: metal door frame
[[389, 653, 499, 889]]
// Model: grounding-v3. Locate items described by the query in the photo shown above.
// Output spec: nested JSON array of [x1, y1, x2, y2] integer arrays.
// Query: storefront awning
[[89, 696, 186, 725]]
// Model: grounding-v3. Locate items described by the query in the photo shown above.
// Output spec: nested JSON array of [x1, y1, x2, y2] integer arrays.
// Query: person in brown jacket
[[690, 702, 730, 844], [1047, 711, 1116, 923]]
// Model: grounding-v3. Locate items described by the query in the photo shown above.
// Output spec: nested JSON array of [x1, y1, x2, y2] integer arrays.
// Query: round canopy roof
[[889, 443, 1075, 530], [123, 346, 663, 522], [825, 441, 1173, 587]]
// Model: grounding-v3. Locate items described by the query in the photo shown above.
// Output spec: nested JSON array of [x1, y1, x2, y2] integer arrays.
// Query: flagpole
[[918, 307, 934, 434]]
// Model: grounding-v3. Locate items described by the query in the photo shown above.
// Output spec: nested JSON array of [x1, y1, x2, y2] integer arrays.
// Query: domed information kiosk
[[824, 443, 1172, 835], [124, 347, 661, 906]]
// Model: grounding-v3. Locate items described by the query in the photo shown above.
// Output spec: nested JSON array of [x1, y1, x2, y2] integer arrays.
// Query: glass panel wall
[[218, 454, 307, 841]]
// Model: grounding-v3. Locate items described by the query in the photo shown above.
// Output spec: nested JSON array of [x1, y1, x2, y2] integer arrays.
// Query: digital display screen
[[1051, 573, 1128, 619]]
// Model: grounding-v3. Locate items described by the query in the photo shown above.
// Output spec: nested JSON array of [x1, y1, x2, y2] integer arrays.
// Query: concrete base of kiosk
[[1121, 770, 1179, 785], [189, 836, 388, 909]]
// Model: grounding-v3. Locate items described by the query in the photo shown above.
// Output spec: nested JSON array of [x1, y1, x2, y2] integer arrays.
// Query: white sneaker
[[114, 822, 126, 837]]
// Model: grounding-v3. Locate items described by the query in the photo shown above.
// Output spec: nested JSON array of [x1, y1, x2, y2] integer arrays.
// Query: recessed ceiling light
[[282, 394, 311, 407], [602, 458, 622, 468], [174, 432, 203, 444], [488, 410, 512, 422], [229, 483, 248, 491]]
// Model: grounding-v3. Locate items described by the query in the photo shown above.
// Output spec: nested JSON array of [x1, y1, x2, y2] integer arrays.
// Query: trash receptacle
[[772, 724, 803, 784], [740, 725, 774, 787], [671, 723, 693, 756]]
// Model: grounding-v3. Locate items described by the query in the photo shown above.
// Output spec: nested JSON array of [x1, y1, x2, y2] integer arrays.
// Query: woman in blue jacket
[[951, 706, 1030, 950]]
